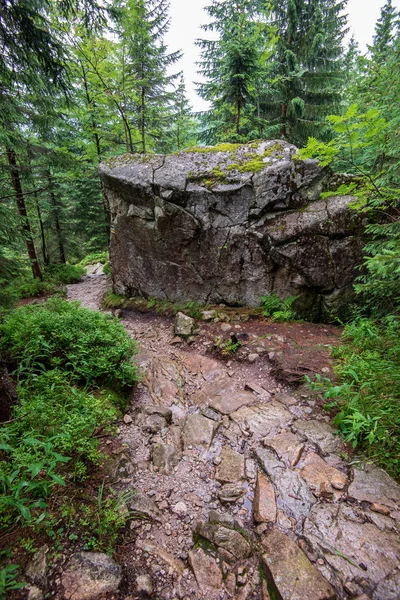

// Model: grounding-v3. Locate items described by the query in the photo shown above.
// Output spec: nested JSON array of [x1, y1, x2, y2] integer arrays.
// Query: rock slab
[[261, 528, 335, 600]]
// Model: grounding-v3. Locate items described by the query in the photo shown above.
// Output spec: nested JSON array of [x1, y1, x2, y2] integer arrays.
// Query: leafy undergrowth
[[0, 299, 138, 593], [2, 264, 86, 308], [261, 293, 299, 322], [308, 317, 400, 480]]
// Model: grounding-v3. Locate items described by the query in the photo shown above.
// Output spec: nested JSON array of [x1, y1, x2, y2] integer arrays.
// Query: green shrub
[[0, 298, 138, 389], [2, 263, 85, 306], [306, 316, 400, 479], [261, 293, 298, 322], [0, 431, 70, 527], [44, 263, 86, 284], [15, 370, 118, 463], [79, 251, 109, 266], [0, 565, 25, 596]]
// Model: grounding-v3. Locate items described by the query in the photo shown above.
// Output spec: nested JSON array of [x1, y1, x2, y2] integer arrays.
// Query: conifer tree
[[161, 75, 198, 152], [262, 0, 348, 145], [371, 0, 399, 63], [113, 0, 181, 153], [197, 0, 263, 143]]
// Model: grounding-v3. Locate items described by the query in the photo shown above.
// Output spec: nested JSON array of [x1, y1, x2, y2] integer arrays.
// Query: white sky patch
[[164, 0, 400, 112]]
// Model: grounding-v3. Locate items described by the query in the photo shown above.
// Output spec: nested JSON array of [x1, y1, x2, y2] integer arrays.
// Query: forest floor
[[59, 274, 400, 600]]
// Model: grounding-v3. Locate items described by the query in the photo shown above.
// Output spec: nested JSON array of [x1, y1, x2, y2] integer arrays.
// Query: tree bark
[[34, 191, 50, 265], [6, 147, 43, 279], [280, 103, 288, 138], [47, 173, 66, 264], [0, 356, 19, 423]]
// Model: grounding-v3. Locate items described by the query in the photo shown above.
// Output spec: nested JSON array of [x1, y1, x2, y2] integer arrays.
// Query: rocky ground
[[54, 274, 400, 600]]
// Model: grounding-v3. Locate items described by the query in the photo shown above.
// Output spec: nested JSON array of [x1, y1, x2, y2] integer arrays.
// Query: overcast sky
[[164, 0, 400, 112]]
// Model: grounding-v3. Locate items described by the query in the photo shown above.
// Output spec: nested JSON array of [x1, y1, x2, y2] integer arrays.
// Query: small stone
[[182, 413, 217, 449], [253, 473, 276, 524], [248, 353, 259, 363], [216, 446, 245, 483], [221, 323, 232, 332], [26, 586, 44, 600], [61, 552, 122, 600], [123, 414, 133, 425], [26, 544, 48, 587], [370, 503, 391, 516], [225, 572, 236, 594], [321, 367, 330, 374], [170, 336, 183, 345], [218, 483, 245, 503], [173, 502, 188, 515], [209, 511, 235, 528], [214, 527, 251, 560], [201, 310, 216, 321], [136, 574, 153, 597], [175, 312, 195, 336], [263, 432, 304, 467], [152, 442, 182, 474], [300, 453, 348, 496]]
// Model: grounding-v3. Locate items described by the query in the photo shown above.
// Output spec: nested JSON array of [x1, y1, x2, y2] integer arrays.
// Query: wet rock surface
[[59, 277, 400, 600], [100, 140, 364, 320]]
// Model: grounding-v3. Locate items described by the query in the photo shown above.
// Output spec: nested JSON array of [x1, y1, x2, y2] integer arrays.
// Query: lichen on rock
[[99, 140, 364, 321]]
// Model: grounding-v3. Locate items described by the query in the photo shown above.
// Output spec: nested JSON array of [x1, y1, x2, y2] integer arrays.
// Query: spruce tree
[[262, 0, 348, 145], [113, 0, 181, 153], [371, 0, 399, 63], [196, 0, 263, 143]]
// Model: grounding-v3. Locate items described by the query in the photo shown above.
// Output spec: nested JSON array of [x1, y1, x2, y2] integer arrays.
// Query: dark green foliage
[[308, 317, 400, 479], [263, 0, 348, 145], [1, 298, 138, 389], [261, 293, 298, 322], [370, 0, 399, 63], [0, 298, 138, 531], [1, 263, 86, 307], [197, 0, 263, 143]]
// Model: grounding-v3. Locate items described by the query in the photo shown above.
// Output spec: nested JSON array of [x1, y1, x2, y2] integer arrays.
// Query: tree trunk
[[34, 191, 50, 265], [80, 61, 110, 242], [140, 87, 146, 154], [47, 173, 66, 264], [6, 147, 43, 279], [280, 103, 288, 138], [236, 101, 241, 135], [0, 355, 19, 423]]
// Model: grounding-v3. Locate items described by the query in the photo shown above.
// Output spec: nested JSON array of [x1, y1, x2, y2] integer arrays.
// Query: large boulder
[[99, 140, 363, 320]]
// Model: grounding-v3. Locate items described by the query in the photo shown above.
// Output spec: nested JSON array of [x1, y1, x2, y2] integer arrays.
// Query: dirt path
[[65, 276, 400, 600]]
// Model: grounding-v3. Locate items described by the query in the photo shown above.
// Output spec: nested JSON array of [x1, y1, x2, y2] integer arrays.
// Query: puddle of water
[[242, 480, 254, 514]]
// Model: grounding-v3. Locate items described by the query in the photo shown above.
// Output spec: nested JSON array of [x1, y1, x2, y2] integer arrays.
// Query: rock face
[[99, 140, 363, 320]]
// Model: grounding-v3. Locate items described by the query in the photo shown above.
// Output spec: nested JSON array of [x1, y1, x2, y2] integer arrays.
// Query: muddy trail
[[63, 274, 400, 600]]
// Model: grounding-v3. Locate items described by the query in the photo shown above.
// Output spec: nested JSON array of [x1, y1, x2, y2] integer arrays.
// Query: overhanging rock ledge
[[99, 140, 363, 321]]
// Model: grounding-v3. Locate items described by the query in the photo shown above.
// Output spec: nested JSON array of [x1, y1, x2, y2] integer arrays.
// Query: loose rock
[[61, 552, 122, 600], [216, 446, 246, 483], [182, 413, 217, 449], [135, 574, 153, 597], [175, 312, 195, 337]]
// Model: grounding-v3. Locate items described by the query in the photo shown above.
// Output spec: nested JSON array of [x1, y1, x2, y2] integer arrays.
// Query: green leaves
[[1, 297, 138, 389]]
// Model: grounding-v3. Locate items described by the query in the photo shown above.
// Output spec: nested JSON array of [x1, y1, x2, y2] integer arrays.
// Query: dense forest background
[[0, 0, 398, 288]]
